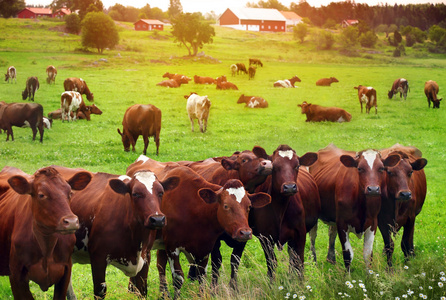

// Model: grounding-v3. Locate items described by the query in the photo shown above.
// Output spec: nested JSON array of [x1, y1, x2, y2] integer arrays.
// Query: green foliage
[[293, 23, 308, 43], [340, 26, 359, 49], [323, 18, 337, 29], [168, 0, 183, 19], [315, 30, 335, 50], [0, 0, 25, 18], [246, 0, 288, 10], [65, 13, 81, 34], [405, 33, 416, 47], [170, 12, 215, 56], [81, 11, 119, 53], [429, 25, 446, 44], [358, 30, 378, 48]]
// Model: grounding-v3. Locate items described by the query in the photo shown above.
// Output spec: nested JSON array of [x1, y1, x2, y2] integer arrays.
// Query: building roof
[[23, 7, 53, 15], [224, 7, 286, 22], [134, 19, 165, 25], [57, 8, 71, 15], [280, 11, 302, 21]]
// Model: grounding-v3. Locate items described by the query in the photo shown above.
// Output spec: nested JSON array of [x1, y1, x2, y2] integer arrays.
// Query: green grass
[[0, 18, 445, 299]]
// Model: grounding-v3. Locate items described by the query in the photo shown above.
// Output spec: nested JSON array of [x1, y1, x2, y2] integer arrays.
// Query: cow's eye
[[158, 192, 164, 198], [379, 167, 385, 173], [408, 171, 413, 177], [358, 167, 364, 173], [242, 159, 247, 163], [224, 204, 229, 210], [38, 193, 45, 199], [132, 193, 140, 199]]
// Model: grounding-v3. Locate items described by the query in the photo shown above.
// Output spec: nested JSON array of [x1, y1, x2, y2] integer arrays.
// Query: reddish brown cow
[[424, 80, 442, 108], [378, 144, 427, 267], [46, 65, 57, 84], [309, 144, 400, 271], [0, 166, 91, 300], [0, 102, 44, 142], [248, 66, 256, 80], [354, 85, 377, 114], [64, 77, 94, 101], [388, 78, 409, 100], [118, 104, 161, 155], [152, 166, 271, 298], [236, 63, 248, 75], [52, 166, 179, 299], [193, 75, 215, 84], [249, 58, 263, 67], [298, 101, 352, 122], [216, 76, 238, 90], [22, 76, 40, 101], [163, 72, 191, 83], [156, 76, 188, 88], [48, 104, 102, 121], [237, 94, 268, 108], [316, 77, 339, 86]]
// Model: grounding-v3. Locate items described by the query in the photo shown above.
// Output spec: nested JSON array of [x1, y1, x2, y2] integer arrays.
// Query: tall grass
[[0, 18, 445, 299]]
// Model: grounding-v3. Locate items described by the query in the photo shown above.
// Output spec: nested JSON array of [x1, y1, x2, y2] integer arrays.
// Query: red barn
[[17, 7, 71, 19], [219, 7, 286, 32], [134, 19, 165, 31]]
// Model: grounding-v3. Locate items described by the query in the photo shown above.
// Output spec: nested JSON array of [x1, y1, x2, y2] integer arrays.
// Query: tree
[[170, 12, 215, 56], [358, 31, 378, 48], [65, 13, 81, 34], [293, 23, 308, 43], [315, 30, 335, 50], [0, 0, 25, 18], [340, 26, 359, 49], [246, 0, 287, 10], [51, 0, 104, 20], [168, 0, 182, 19], [81, 11, 119, 53]]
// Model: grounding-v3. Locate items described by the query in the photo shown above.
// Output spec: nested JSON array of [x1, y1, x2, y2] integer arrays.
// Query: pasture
[[0, 18, 445, 299]]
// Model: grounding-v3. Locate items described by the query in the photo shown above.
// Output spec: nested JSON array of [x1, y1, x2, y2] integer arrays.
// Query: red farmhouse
[[134, 19, 165, 31], [219, 7, 286, 32], [17, 7, 71, 19]]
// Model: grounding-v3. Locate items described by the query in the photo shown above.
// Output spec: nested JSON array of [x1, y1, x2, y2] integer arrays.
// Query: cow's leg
[[157, 250, 170, 299], [52, 266, 72, 300], [198, 118, 204, 133], [154, 134, 160, 156], [287, 230, 305, 276], [378, 218, 395, 268], [129, 258, 149, 297], [90, 258, 108, 299], [209, 239, 221, 289], [362, 227, 376, 269], [189, 117, 194, 132], [66, 277, 78, 300], [142, 135, 149, 155], [166, 251, 184, 300], [337, 224, 353, 272], [6, 127, 14, 141], [327, 224, 337, 264], [259, 235, 277, 281], [360, 102, 363, 113], [375, 105, 378, 114], [31, 123, 37, 141], [203, 118, 208, 132], [196, 257, 210, 297], [228, 241, 247, 291], [309, 223, 318, 263], [130, 134, 138, 152], [401, 219, 415, 260], [9, 275, 34, 300], [38, 122, 44, 143]]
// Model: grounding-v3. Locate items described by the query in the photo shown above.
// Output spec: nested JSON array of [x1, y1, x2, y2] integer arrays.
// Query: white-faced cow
[[60, 91, 88, 122], [354, 85, 377, 114], [274, 75, 301, 88], [388, 78, 409, 100], [46, 65, 57, 84], [22, 76, 40, 101], [0, 102, 45, 142], [424, 80, 442, 108], [64, 77, 94, 101], [4, 66, 16, 83], [184, 92, 211, 133]]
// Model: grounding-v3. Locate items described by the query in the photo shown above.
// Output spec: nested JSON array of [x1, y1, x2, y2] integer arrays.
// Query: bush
[[81, 12, 119, 53], [340, 26, 359, 49], [406, 33, 416, 47], [315, 30, 335, 50], [65, 13, 81, 35], [393, 48, 401, 57], [293, 23, 308, 43], [358, 31, 378, 48]]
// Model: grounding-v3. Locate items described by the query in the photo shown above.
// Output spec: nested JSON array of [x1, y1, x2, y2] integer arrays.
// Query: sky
[[25, 0, 446, 16]]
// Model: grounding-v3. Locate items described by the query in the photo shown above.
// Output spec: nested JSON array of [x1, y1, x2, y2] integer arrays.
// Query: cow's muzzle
[[282, 183, 298, 195], [258, 160, 273, 175], [234, 229, 252, 242], [365, 186, 381, 196], [396, 190, 412, 201], [145, 215, 166, 229], [57, 215, 80, 234]]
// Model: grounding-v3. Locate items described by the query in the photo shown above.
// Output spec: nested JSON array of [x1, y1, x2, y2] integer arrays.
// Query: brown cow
[[156, 76, 186, 88], [46, 65, 57, 84], [162, 72, 191, 83], [378, 144, 427, 267], [52, 166, 179, 300], [309, 144, 400, 271], [64, 77, 94, 101], [61, 91, 89, 122], [152, 166, 271, 299], [193, 75, 215, 84], [388, 78, 409, 100], [316, 77, 339, 86], [22, 76, 40, 101], [424, 80, 442, 108], [274, 75, 301, 88], [185, 93, 211, 133], [354, 85, 377, 114], [298, 101, 351, 122], [237, 94, 268, 108], [4, 66, 16, 83], [236, 63, 248, 75], [249, 58, 263, 67], [48, 104, 102, 121], [117, 104, 161, 155], [0, 102, 44, 142], [248, 66, 256, 80], [0, 166, 91, 300], [216, 76, 238, 90]]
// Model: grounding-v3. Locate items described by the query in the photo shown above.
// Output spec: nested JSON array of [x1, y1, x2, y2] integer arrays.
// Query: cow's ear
[[248, 192, 271, 208], [161, 176, 180, 192], [383, 154, 400, 168], [198, 188, 218, 204], [117, 128, 123, 136], [252, 146, 268, 159], [68, 172, 92, 191], [8, 176, 32, 195], [109, 178, 130, 195], [411, 158, 427, 171], [221, 158, 239, 171], [299, 152, 318, 166], [340, 155, 357, 168]]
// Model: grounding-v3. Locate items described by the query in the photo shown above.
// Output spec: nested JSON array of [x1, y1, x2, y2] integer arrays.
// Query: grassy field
[[0, 18, 445, 299]]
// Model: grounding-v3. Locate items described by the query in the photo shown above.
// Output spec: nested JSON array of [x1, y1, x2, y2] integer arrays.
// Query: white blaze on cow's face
[[136, 155, 149, 163], [118, 175, 131, 181], [278, 150, 294, 160], [226, 187, 246, 203], [135, 171, 157, 194], [362, 150, 378, 170]]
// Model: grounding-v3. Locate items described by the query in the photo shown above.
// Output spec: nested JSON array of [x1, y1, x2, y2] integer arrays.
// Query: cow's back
[[124, 104, 161, 136]]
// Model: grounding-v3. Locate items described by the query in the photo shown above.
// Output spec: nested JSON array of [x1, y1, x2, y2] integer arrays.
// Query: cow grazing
[[236, 63, 248, 75], [152, 166, 271, 299], [0, 102, 45, 142], [4, 66, 16, 83], [0, 166, 91, 300], [354, 85, 377, 114], [52, 166, 179, 300], [309, 144, 400, 271], [298, 101, 351, 122], [388, 78, 409, 100], [248, 66, 256, 80], [273, 75, 301, 88], [378, 144, 427, 267], [237, 94, 268, 108], [46, 65, 57, 84], [185, 92, 211, 133], [22, 76, 40, 101], [193, 75, 215, 84], [249, 58, 263, 67], [216, 76, 238, 90], [60, 91, 88, 122], [64, 77, 94, 101], [230, 64, 237, 76], [316, 77, 339, 86], [117, 104, 161, 155], [424, 80, 442, 108]]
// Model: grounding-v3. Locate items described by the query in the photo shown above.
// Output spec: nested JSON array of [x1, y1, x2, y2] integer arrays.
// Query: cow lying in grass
[[298, 101, 351, 123]]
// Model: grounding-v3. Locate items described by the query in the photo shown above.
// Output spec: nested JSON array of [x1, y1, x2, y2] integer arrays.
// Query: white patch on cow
[[362, 226, 375, 265], [169, 248, 185, 284], [43, 117, 51, 129], [360, 93, 369, 104], [136, 155, 149, 163], [118, 175, 131, 181], [337, 116, 345, 123], [23, 121, 31, 128], [107, 251, 145, 277], [343, 231, 354, 263], [278, 150, 294, 160], [248, 100, 259, 108], [135, 171, 156, 194], [362, 150, 378, 170], [226, 187, 246, 203]]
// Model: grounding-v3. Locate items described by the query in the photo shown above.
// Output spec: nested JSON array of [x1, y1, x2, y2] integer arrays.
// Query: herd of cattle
[[0, 140, 428, 299]]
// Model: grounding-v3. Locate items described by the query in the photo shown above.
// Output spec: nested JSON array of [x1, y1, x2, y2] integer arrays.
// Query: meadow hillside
[[0, 18, 445, 299]]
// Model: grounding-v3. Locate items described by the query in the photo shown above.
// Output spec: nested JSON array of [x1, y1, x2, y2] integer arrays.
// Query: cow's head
[[384, 151, 427, 201], [198, 179, 270, 242], [331, 77, 339, 83], [291, 75, 301, 83], [8, 167, 91, 235], [340, 150, 400, 197], [21, 89, 28, 100], [433, 98, 442, 108], [117, 128, 130, 152], [388, 90, 395, 99], [109, 171, 179, 229], [237, 94, 246, 103], [5, 73, 9, 81], [298, 101, 310, 114], [89, 104, 103, 115]]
